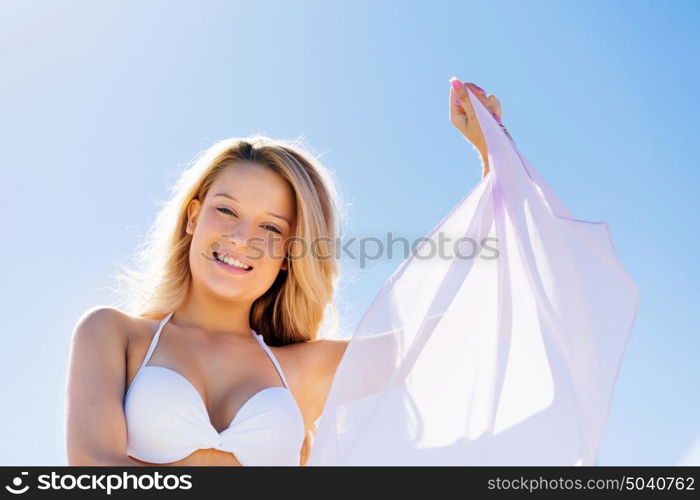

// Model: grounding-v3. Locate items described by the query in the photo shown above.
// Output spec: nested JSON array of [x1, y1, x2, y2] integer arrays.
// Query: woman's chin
[[202, 274, 254, 299], [208, 286, 252, 302]]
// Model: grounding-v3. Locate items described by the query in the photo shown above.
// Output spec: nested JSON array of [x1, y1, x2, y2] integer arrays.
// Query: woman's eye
[[217, 208, 280, 234], [263, 225, 282, 234], [216, 207, 236, 216]]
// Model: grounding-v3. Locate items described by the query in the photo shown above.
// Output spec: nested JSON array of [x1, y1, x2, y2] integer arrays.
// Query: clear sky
[[0, 0, 698, 466]]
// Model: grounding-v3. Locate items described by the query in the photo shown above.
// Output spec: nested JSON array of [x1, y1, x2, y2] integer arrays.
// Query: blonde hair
[[112, 135, 346, 464]]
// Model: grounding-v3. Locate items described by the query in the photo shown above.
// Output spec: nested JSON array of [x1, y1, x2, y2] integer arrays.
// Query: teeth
[[216, 253, 251, 270]]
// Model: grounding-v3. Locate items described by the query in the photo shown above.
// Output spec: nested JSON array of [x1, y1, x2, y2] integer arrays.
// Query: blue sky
[[0, 0, 698, 466]]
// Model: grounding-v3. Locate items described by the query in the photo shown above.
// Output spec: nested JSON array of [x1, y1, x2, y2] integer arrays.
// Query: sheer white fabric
[[308, 87, 640, 466]]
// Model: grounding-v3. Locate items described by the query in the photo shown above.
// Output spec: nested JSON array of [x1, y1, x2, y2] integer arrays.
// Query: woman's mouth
[[213, 251, 254, 274]]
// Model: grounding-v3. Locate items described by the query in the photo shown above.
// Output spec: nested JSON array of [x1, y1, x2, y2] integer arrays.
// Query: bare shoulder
[[73, 306, 130, 341], [277, 336, 349, 379], [71, 305, 154, 351], [305, 337, 350, 368]]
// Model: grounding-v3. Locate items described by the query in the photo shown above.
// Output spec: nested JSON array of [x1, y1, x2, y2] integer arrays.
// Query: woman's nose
[[225, 219, 254, 247]]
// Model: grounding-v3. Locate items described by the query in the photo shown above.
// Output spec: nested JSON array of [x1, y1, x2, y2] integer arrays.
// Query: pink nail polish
[[451, 79, 463, 90]]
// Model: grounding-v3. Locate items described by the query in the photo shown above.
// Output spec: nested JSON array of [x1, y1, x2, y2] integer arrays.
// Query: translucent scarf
[[307, 87, 640, 466]]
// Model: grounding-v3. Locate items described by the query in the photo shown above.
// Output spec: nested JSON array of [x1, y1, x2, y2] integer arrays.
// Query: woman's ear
[[185, 199, 201, 236]]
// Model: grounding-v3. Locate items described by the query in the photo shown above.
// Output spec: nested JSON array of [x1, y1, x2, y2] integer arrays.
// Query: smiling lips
[[213, 251, 254, 271]]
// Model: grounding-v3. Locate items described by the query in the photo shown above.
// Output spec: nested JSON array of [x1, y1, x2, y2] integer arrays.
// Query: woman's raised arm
[[449, 78, 504, 178]]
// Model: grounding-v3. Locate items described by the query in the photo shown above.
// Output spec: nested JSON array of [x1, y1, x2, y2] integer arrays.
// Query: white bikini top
[[123, 312, 305, 466]]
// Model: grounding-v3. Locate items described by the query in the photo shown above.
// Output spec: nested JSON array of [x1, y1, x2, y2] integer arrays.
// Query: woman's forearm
[[480, 148, 490, 178]]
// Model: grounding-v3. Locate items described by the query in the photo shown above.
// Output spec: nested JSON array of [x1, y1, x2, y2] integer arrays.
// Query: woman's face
[[185, 162, 296, 303]]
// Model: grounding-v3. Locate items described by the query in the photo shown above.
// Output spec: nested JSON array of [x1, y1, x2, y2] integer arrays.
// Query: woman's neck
[[172, 284, 254, 338]]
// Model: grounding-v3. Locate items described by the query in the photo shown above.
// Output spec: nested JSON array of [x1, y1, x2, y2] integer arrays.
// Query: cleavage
[[145, 322, 285, 433]]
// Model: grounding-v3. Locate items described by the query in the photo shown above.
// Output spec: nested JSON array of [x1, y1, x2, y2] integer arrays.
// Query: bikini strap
[[139, 312, 174, 371], [251, 330, 290, 389]]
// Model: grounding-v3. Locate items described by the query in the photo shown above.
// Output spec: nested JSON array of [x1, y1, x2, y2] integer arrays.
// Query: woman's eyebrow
[[213, 192, 291, 226]]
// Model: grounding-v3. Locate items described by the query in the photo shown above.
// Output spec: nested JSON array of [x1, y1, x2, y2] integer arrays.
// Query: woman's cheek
[[259, 234, 282, 261]]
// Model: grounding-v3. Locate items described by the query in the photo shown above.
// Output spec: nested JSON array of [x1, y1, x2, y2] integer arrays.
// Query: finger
[[450, 78, 477, 124], [487, 95, 502, 123], [464, 82, 491, 112], [466, 82, 503, 125], [450, 86, 466, 116], [489, 95, 501, 116]]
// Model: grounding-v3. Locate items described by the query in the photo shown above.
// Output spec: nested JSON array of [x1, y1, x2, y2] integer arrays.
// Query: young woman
[[65, 79, 639, 466]]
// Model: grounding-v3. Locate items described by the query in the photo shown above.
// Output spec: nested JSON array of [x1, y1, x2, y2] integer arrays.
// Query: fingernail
[[450, 78, 463, 90]]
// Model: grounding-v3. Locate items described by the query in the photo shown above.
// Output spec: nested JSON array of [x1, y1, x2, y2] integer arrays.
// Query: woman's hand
[[449, 77, 502, 177]]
